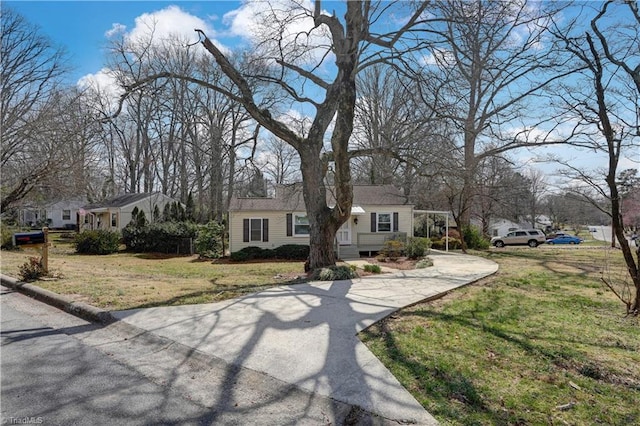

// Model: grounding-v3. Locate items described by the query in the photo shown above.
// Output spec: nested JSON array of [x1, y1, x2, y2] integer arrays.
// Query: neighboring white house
[[228, 184, 414, 258], [80, 193, 178, 232], [46, 199, 87, 229], [488, 218, 527, 237], [19, 199, 86, 229]]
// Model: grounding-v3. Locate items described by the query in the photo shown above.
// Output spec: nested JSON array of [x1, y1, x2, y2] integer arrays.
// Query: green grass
[[1, 242, 306, 310], [361, 248, 640, 425]]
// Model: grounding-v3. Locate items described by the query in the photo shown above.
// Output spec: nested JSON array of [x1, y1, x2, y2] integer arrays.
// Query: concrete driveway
[[112, 252, 498, 424]]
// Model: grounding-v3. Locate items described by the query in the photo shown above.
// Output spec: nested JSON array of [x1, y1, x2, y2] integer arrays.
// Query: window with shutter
[[243, 219, 250, 242], [246, 218, 268, 242], [262, 218, 269, 242], [293, 213, 309, 236], [286, 213, 293, 236], [377, 213, 392, 232]]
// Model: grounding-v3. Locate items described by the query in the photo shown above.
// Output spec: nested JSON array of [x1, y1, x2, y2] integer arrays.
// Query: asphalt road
[[1, 289, 212, 425], [589, 225, 614, 243], [1, 286, 397, 425], [588, 225, 638, 247]]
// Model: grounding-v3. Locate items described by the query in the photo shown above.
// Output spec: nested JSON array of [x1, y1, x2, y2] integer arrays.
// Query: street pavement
[[1, 291, 211, 425], [112, 252, 498, 425]]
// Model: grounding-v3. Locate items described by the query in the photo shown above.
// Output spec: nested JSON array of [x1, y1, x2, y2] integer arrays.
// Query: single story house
[[79, 192, 178, 232], [487, 217, 551, 237], [488, 218, 524, 237], [228, 184, 414, 258], [19, 199, 87, 229]]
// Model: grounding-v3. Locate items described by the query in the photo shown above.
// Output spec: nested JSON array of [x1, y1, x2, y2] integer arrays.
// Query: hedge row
[[122, 222, 199, 253], [230, 244, 310, 262]]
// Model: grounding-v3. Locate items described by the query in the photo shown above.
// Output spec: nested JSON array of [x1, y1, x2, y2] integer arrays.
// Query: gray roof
[[83, 192, 166, 210], [229, 184, 410, 212]]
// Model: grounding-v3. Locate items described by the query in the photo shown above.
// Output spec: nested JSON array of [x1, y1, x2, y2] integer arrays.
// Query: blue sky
[[5, 1, 244, 83], [5, 1, 636, 178]]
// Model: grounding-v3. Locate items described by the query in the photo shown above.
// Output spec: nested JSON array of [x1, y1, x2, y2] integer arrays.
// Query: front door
[[337, 219, 351, 245]]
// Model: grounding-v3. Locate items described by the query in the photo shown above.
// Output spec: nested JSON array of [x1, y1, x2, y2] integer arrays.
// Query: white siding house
[[228, 184, 414, 258], [46, 199, 86, 229], [489, 218, 525, 237], [80, 193, 178, 232], [19, 199, 86, 229]]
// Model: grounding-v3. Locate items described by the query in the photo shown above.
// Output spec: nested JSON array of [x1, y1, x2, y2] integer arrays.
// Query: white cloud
[[125, 5, 216, 45], [105, 23, 126, 38], [77, 68, 122, 110], [223, 0, 332, 65], [420, 48, 455, 67]]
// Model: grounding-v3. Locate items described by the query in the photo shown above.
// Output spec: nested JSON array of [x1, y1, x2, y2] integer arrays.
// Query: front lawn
[[361, 248, 639, 425], [1, 242, 306, 310]]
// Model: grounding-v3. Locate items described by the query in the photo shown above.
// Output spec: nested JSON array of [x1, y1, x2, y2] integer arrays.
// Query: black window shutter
[[243, 219, 249, 242], [393, 212, 399, 232], [286, 213, 292, 236], [370, 212, 377, 233], [263, 218, 269, 242]]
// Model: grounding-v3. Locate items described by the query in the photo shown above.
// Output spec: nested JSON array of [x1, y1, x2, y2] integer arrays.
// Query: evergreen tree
[[185, 192, 195, 222], [153, 205, 161, 222]]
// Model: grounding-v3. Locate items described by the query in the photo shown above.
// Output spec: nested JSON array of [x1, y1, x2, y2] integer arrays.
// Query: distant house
[[80, 193, 178, 232], [20, 199, 86, 229], [228, 184, 414, 258], [47, 199, 87, 229], [488, 218, 526, 237]]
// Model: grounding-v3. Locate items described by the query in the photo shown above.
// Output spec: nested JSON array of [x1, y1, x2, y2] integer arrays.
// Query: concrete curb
[[0, 273, 114, 324]]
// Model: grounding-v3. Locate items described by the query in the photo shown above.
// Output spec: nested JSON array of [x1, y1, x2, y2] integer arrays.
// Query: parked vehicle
[[546, 235, 583, 245], [545, 232, 567, 239], [491, 229, 547, 248]]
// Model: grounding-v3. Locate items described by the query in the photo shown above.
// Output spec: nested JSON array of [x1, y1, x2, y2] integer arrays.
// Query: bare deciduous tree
[[115, 1, 430, 269], [0, 8, 76, 212], [552, 0, 639, 314], [411, 0, 573, 248]]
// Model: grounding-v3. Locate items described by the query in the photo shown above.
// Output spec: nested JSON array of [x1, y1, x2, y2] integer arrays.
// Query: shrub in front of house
[[122, 222, 198, 253], [379, 239, 405, 260], [1, 223, 17, 250], [463, 226, 490, 250], [273, 244, 310, 260], [194, 221, 225, 259], [431, 237, 462, 250], [313, 265, 358, 281], [230, 244, 309, 262], [229, 250, 250, 262], [405, 237, 432, 259], [74, 230, 121, 255], [229, 246, 276, 261], [230, 246, 264, 261], [363, 264, 382, 274]]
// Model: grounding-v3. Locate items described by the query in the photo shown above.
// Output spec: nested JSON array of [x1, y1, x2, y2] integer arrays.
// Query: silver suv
[[491, 229, 546, 248]]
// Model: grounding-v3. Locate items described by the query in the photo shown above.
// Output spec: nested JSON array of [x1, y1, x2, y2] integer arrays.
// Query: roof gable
[[83, 193, 174, 210], [229, 184, 410, 212]]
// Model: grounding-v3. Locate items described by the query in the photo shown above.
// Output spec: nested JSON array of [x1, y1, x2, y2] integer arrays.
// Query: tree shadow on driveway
[[112, 278, 435, 424]]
